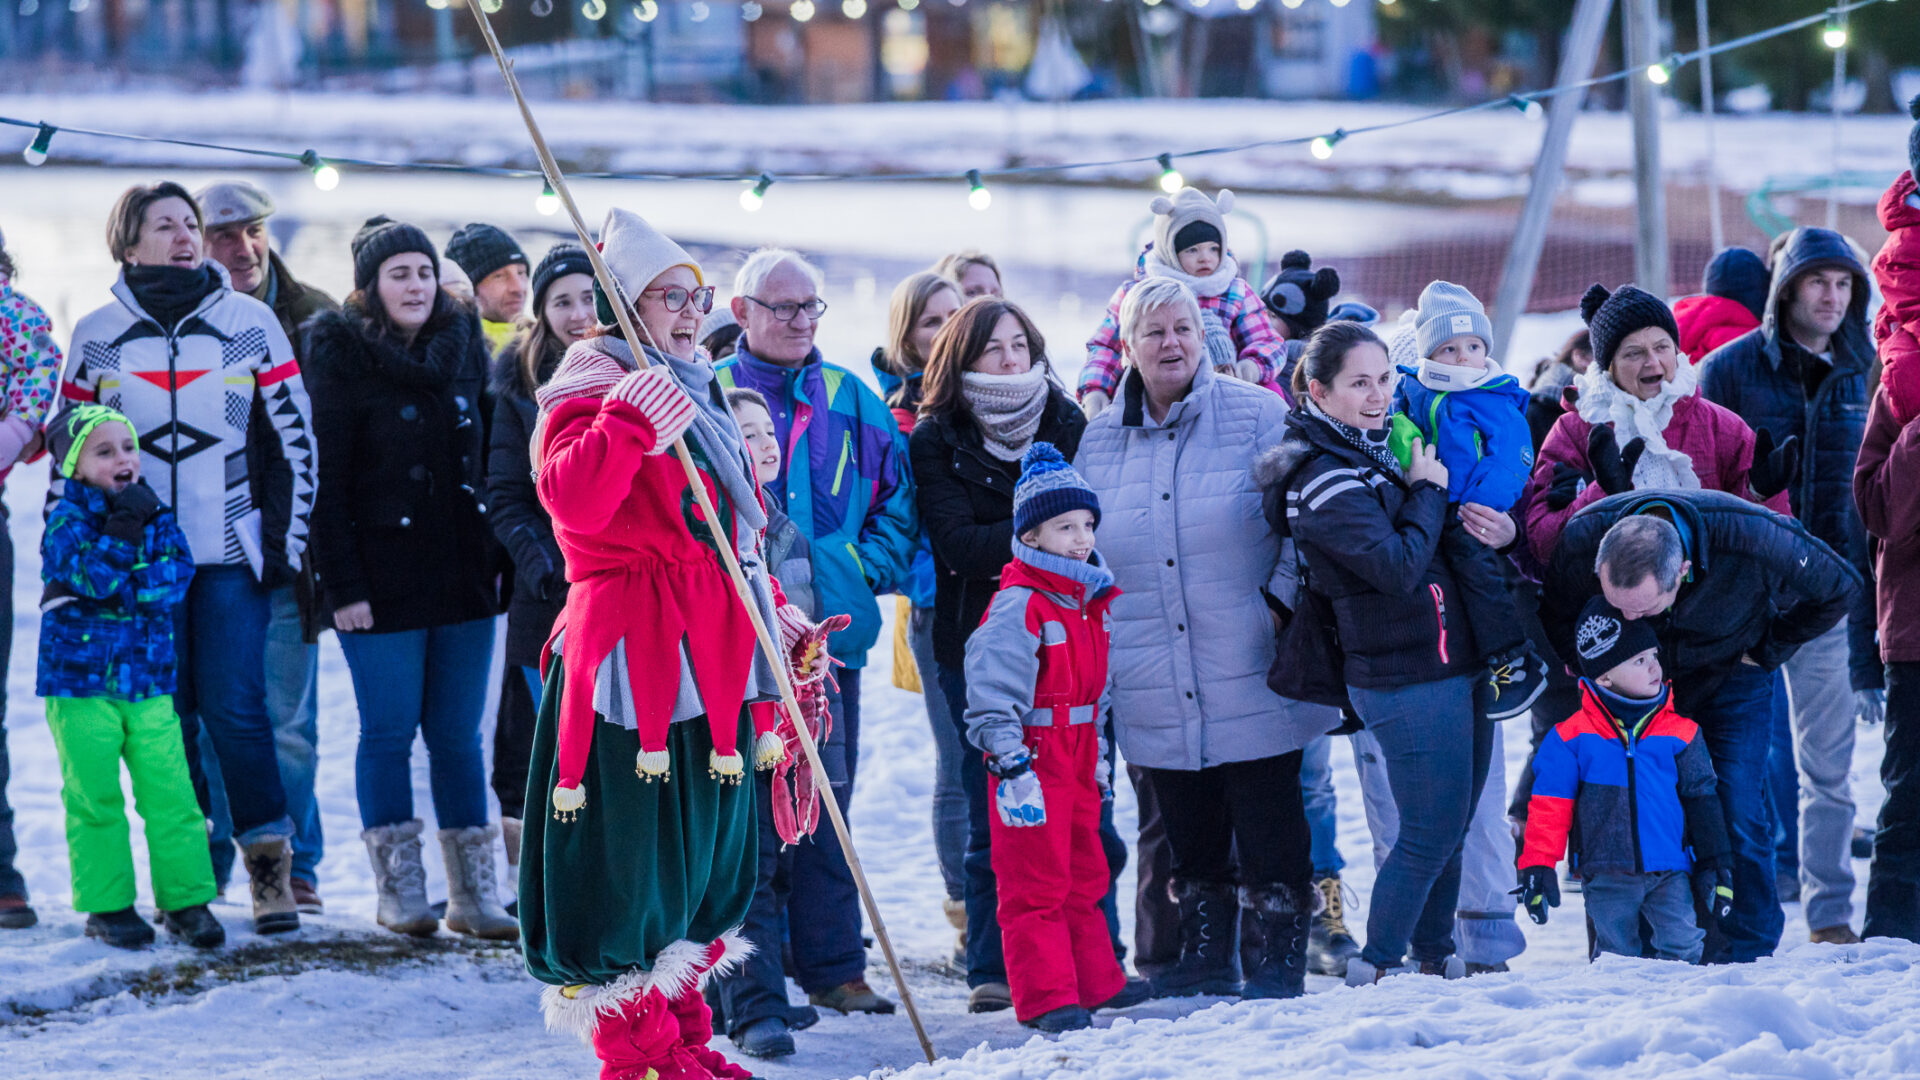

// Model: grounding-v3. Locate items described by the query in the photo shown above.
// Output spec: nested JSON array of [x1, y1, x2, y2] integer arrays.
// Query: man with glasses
[[712, 248, 918, 1048]]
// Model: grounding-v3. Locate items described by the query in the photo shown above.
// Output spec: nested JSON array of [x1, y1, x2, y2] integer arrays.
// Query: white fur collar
[[1573, 359, 1702, 492]]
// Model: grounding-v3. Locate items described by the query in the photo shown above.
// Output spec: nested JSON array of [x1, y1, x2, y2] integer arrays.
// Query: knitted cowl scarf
[[1303, 395, 1402, 478], [1144, 250, 1239, 371], [962, 359, 1051, 462], [1573, 355, 1702, 491], [345, 291, 473, 389]]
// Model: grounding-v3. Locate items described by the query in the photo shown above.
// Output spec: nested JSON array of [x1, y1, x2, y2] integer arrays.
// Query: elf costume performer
[[518, 208, 835, 1080]]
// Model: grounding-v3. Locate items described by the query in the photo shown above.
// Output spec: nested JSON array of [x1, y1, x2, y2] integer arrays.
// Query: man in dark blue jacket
[[1700, 227, 1878, 945], [1543, 492, 1859, 963]]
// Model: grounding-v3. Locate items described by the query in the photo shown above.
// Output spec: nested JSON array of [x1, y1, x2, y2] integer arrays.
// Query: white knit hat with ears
[[598, 207, 703, 304], [1149, 187, 1234, 266]]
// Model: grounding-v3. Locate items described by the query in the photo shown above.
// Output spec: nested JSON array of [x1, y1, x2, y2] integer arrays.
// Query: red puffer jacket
[[1874, 171, 1920, 425], [1674, 294, 1760, 361]]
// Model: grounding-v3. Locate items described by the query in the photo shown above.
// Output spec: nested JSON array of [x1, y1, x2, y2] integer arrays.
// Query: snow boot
[[809, 978, 895, 1014], [362, 819, 439, 937], [1022, 1004, 1092, 1033], [502, 815, 523, 918], [1092, 977, 1154, 1011], [1478, 647, 1550, 722], [967, 981, 1013, 1013], [1307, 874, 1361, 977], [1865, 876, 1920, 942], [591, 989, 711, 1080], [0, 895, 37, 929], [241, 835, 300, 935], [440, 824, 519, 941], [161, 904, 226, 949], [1151, 879, 1240, 998], [943, 896, 967, 967], [291, 877, 324, 915], [733, 1016, 794, 1059], [664, 985, 755, 1078], [1343, 956, 1416, 986], [1239, 882, 1311, 999], [1417, 955, 1467, 979], [85, 906, 155, 949]]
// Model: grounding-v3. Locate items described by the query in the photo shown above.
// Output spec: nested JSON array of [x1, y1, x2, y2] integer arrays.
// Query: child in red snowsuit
[[963, 442, 1150, 1033], [1871, 98, 1920, 424]]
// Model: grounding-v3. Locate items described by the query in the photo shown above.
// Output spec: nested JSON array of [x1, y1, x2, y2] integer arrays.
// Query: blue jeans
[[0, 513, 24, 902], [1300, 734, 1345, 878], [266, 587, 323, 885], [910, 606, 968, 902], [787, 673, 867, 992], [1693, 663, 1784, 962], [1348, 674, 1490, 968], [173, 564, 291, 844], [337, 618, 495, 831], [1766, 668, 1799, 880], [1585, 870, 1704, 963], [938, 662, 1006, 987]]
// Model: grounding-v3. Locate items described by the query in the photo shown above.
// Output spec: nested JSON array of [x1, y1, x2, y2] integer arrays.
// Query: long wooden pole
[[459, 3, 936, 1065], [1624, 0, 1670, 296], [1490, 0, 1614, 364]]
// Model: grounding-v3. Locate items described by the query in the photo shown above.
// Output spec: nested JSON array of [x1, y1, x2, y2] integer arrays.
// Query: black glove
[[259, 557, 296, 590], [1543, 462, 1588, 511], [1747, 428, 1801, 501], [103, 480, 164, 543], [1692, 866, 1734, 925], [537, 566, 569, 603], [1512, 865, 1561, 925], [1586, 425, 1647, 496]]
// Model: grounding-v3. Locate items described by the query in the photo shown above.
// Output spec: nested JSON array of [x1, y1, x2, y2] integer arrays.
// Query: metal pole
[[1695, 0, 1724, 252], [458, 0, 938, 1067], [1828, 10, 1846, 229], [1624, 0, 1669, 296], [1490, 0, 1615, 364]]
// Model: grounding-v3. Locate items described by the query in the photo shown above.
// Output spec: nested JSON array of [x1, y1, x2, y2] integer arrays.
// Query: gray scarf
[[962, 361, 1051, 462]]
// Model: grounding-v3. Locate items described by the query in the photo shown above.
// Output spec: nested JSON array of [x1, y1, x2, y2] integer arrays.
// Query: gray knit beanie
[[1414, 280, 1493, 359]]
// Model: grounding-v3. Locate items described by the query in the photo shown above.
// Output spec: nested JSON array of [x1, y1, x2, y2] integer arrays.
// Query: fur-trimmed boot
[[440, 824, 519, 941], [362, 820, 438, 937], [1150, 879, 1240, 998], [241, 835, 300, 935], [1239, 882, 1311, 999], [590, 989, 712, 1080], [665, 987, 754, 1079]]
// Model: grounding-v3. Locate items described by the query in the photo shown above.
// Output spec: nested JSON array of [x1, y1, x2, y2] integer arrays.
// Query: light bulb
[[791, 0, 814, 21], [1822, 23, 1848, 49], [22, 123, 54, 166], [842, 0, 865, 15], [1281, 0, 1302, 9], [1156, 153, 1183, 193], [690, 0, 709, 19], [426, 0, 448, 8], [582, 0, 606, 19], [967, 169, 991, 211], [741, 174, 773, 212], [536, 182, 560, 216], [302, 150, 340, 191], [1330, 0, 1350, 7], [900, 0, 919, 8], [635, 0, 658, 19], [742, 0, 762, 18], [1309, 135, 1337, 160], [479, 0, 501, 10], [1235, 0, 1258, 9], [1646, 61, 1671, 85]]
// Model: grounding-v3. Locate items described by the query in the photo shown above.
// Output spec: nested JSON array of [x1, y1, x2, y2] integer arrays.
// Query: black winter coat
[[910, 384, 1085, 669], [1258, 408, 1481, 690], [302, 295, 503, 634], [488, 338, 567, 668], [1542, 489, 1861, 718], [1699, 228, 1880, 691]]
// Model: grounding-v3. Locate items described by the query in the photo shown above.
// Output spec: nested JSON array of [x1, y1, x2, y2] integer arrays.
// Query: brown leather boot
[[1809, 924, 1862, 945], [241, 836, 300, 935]]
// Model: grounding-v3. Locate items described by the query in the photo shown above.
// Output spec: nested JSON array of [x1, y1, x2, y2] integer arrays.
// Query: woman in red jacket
[[517, 208, 828, 1080], [1520, 284, 1788, 567]]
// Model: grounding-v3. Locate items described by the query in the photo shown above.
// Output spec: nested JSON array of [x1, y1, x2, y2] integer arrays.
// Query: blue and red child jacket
[[1519, 681, 1732, 877]]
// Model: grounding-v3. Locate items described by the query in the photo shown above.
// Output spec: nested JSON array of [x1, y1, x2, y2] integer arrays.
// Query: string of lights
[[0, 0, 1892, 216]]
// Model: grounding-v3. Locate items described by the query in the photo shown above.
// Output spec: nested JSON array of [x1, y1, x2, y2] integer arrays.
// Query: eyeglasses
[[640, 285, 716, 315], [743, 295, 828, 324]]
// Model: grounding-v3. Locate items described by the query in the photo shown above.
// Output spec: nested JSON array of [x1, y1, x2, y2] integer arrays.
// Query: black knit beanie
[[531, 242, 595, 312], [1261, 250, 1341, 334], [1701, 248, 1771, 321], [1908, 93, 1919, 187], [445, 223, 528, 288], [351, 216, 439, 292], [1573, 595, 1663, 682], [1172, 220, 1223, 255], [1580, 283, 1680, 370]]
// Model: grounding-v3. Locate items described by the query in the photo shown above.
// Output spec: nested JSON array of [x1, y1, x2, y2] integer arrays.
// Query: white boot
[[362, 820, 438, 937], [441, 825, 519, 941]]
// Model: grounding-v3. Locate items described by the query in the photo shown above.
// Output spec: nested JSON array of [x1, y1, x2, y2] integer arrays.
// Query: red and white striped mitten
[[607, 368, 697, 454]]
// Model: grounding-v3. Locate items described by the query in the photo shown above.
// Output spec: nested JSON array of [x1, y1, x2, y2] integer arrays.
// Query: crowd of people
[[0, 97, 1916, 1079]]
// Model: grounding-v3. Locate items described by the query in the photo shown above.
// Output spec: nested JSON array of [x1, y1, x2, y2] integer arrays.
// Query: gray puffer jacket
[[1075, 363, 1339, 771]]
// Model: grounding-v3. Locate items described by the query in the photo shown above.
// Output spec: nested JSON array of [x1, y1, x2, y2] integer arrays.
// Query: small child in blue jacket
[[1389, 282, 1546, 719], [39, 403, 220, 950]]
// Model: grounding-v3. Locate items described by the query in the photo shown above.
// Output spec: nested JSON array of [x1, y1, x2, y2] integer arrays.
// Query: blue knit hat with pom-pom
[[1013, 442, 1101, 538]]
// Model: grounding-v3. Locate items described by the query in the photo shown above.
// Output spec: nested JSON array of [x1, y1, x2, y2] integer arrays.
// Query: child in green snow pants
[[46, 696, 214, 913]]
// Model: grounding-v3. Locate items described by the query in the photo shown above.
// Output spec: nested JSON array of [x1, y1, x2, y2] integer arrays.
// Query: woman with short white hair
[[1075, 276, 1334, 1001]]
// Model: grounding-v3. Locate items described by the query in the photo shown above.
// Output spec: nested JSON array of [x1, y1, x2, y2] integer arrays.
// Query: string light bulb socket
[[1309, 129, 1345, 161], [536, 181, 561, 216], [22, 123, 54, 166], [1822, 13, 1848, 49], [740, 173, 774, 212], [967, 169, 992, 211], [301, 149, 340, 191], [1156, 153, 1184, 193]]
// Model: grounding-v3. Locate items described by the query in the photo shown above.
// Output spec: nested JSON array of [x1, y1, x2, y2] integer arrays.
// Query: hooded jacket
[[715, 343, 918, 668], [1520, 682, 1731, 878], [1079, 247, 1285, 402], [1541, 489, 1860, 717], [1673, 294, 1760, 360], [63, 261, 315, 579], [962, 540, 1119, 762], [1260, 406, 1483, 691], [37, 480, 195, 702], [1699, 227, 1879, 690], [1075, 364, 1338, 770], [1393, 365, 1534, 512], [1873, 171, 1920, 425]]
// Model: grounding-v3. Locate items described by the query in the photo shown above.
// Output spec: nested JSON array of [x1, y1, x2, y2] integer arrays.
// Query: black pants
[[1441, 517, 1524, 662], [1141, 752, 1312, 892], [1509, 581, 1583, 821], [492, 665, 540, 821], [1129, 765, 1179, 976], [1867, 661, 1920, 941]]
